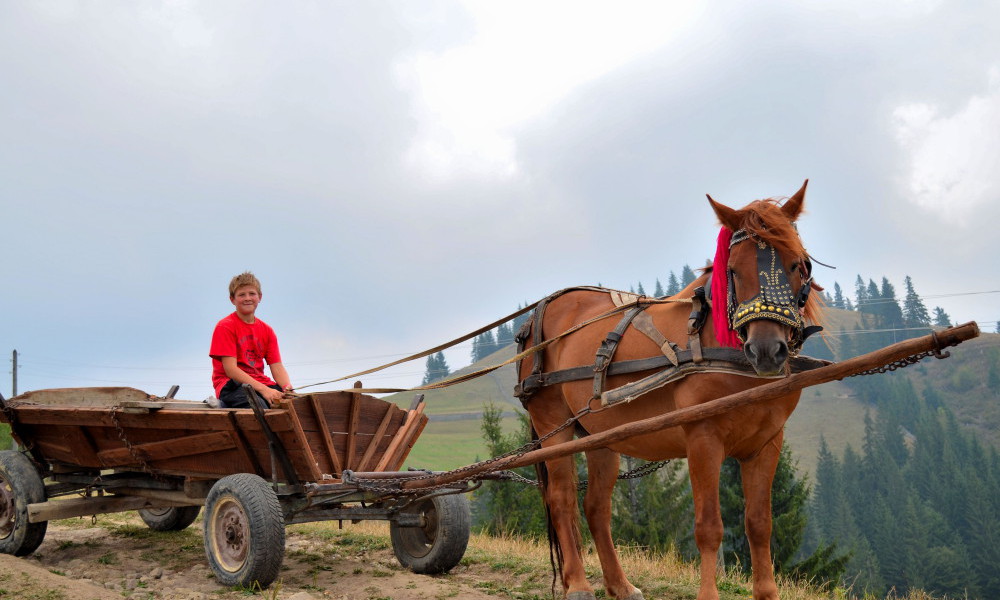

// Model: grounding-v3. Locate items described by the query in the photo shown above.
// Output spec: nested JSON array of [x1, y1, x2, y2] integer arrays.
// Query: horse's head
[[706, 180, 822, 376]]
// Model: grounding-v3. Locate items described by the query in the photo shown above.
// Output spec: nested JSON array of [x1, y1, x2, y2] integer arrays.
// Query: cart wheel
[[0, 450, 48, 556], [203, 474, 285, 588], [139, 505, 201, 531], [390, 493, 470, 574]]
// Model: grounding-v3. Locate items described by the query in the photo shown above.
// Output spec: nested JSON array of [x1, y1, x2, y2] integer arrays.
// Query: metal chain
[[354, 408, 595, 495], [845, 349, 939, 378], [109, 405, 168, 483], [355, 405, 673, 495]]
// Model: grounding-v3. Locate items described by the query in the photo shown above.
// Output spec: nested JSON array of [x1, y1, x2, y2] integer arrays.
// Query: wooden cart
[[0, 386, 471, 589]]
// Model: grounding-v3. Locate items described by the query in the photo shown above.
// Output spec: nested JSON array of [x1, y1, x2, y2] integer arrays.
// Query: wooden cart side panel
[[387, 414, 429, 471], [10, 407, 244, 431], [288, 393, 408, 475]]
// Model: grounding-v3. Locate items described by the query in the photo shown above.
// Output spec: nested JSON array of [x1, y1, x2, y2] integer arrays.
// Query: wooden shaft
[[400, 322, 980, 490]]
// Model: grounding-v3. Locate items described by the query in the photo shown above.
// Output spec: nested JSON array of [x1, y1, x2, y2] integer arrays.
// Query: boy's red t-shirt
[[210, 312, 283, 397]]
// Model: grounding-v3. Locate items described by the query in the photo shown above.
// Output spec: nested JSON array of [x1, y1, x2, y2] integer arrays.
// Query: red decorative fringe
[[712, 227, 743, 349]]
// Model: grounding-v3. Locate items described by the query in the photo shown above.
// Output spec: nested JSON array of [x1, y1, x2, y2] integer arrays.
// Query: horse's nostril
[[775, 341, 789, 364]]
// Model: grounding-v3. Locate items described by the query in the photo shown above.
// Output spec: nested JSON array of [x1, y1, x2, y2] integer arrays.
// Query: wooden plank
[[10, 407, 240, 430], [309, 395, 343, 476], [389, 414, 428, 471], [375, 400, 425, 472], [120, 401, 213, 411], [96, 431, 236, 466], [381, 401, 426, 471], [345, 384, 363, 470], [355, 403, 397, 472], [278, 399, 324, 482], [227, 411, 266, 476], [398, 322, 982, 490], [28, 493, 199, 523]]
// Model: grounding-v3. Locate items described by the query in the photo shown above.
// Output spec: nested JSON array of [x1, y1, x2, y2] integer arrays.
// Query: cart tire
[[390, 493, 470, 574], [0, 450, 47, 556], [203, 474, 285, 588], [139, 506, 201, 531]]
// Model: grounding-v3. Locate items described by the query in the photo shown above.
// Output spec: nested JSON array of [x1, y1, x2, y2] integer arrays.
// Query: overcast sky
[[2, 1, 998, 400]]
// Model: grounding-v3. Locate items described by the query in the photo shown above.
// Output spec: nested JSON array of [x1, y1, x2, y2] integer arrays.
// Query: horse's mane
[[709, 198, 825, 346]]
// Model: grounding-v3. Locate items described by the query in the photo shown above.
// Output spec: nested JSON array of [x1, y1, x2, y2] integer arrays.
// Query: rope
[[295, 295, 693, 395]]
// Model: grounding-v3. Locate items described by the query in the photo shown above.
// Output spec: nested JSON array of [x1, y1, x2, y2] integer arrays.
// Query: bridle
[[726, 228, 819, 353]]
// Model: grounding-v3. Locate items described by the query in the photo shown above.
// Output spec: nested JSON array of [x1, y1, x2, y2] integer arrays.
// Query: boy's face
[[230, 285, 261, 318]]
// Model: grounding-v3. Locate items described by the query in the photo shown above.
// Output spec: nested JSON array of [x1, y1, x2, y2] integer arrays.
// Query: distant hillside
[[389, 312, 999, 476]]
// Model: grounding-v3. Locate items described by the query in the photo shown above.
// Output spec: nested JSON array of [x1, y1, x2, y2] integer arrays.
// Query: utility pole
[[9, 350, 17, 450]]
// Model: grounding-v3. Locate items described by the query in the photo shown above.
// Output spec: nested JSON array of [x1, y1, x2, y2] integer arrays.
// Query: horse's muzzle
[[744, 338, 789, 376]]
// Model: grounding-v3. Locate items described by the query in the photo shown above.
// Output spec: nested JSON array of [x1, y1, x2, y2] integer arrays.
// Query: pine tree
[[680, 265, 696, 287], [496, 322, 514, 347], [667, 272, 681, 296], [636, 282, 646, 296], [421, 352, 450, 385], [611, 459, 694, 556], [654, 278, 665, 297], [854, 275, 869, 312], [832, 282, 845, 309], [719, 444, 845, 583], [932, 306, 952, 327], [901, 275, 931, 329], [472, 405, 547, 537], [844, 297, 854, 311], [879, 277, 904, 333]]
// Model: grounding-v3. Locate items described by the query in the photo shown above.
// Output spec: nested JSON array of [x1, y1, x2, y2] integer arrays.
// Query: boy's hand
[[260, 387, 285, 405]]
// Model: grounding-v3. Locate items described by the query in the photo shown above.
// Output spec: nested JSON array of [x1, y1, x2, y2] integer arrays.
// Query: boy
[[210, 272, 292, 408]]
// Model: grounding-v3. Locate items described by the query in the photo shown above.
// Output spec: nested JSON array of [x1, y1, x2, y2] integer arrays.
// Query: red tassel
[[712, 227, 743, 349]]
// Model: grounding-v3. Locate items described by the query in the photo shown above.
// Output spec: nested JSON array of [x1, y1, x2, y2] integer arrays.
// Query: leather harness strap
[[686, 286, 710, 364], [593, 305, 647, 399], [516, 348, 829, 404], [632, 311, 680, 366]]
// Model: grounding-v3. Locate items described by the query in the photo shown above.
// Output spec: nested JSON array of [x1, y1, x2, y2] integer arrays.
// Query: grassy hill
[[390, 310, 1000, 477]]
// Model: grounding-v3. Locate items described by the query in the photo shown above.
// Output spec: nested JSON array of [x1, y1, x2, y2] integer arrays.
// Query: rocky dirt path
[[0, 517, 546, 600]]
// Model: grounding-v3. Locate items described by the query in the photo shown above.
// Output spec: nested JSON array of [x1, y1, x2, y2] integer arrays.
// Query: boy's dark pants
[[217, 380, 282, 408]]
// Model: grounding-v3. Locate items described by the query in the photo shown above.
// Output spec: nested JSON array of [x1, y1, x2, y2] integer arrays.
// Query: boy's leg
[[217, 380, 282, 408]]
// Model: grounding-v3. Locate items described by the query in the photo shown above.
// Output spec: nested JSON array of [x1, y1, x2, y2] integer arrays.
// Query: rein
[[294, 288, 693, 395]]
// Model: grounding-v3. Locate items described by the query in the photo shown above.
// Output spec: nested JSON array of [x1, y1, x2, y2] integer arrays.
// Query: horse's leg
[[740, 434, 783, 600], [686, 429, 726, 600], [583, 448, 643, 600], [543, 447, 594, 599]]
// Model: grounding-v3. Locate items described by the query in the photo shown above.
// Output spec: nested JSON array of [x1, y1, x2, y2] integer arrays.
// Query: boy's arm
[[221, 357, 285, 405], [269, 363, 292, 392]]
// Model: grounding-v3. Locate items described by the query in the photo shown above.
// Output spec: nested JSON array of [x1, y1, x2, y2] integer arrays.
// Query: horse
[[515, 181, 824, 600]]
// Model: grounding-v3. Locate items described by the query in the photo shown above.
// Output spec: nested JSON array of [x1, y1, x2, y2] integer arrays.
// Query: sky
[[2, 0, 998, 400]]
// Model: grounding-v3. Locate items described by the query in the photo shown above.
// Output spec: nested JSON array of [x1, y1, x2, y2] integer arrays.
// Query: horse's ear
[[782, 179, 808, 221], [707, 194, 741, 231]]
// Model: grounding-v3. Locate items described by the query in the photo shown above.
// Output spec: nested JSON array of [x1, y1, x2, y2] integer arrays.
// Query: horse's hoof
[[567, 592, 597, 600], [622, 592, 645, 600]]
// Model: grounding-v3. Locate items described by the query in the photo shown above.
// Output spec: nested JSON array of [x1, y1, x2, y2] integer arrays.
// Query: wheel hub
[[213, 500, 249, 571]]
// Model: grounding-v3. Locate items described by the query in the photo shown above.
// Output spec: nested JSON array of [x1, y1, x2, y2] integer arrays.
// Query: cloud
[[394, 1, 703, 184], [892, 68, 1000, 225]]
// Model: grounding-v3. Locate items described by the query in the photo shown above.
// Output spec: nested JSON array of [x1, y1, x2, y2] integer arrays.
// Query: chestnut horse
[[516, 181, 823, 600]]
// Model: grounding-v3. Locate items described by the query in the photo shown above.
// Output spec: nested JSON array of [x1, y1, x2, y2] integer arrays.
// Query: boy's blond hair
[[229, 271, 262, 298]]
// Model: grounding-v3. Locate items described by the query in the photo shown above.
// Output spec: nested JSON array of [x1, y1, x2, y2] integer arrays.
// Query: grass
[[287, 519, 939, 600]]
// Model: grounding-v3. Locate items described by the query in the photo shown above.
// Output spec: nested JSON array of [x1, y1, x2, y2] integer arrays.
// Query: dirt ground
[[0, 517, 540, 600]]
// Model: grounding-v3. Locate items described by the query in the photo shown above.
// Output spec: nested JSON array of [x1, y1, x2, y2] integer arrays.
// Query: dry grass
[[294, 521, 951, 600]]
